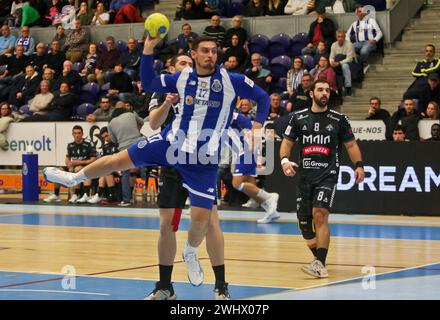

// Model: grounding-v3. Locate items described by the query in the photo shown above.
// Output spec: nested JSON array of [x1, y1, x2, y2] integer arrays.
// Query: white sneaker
[[68, 194, 79, 203], [76, 194, 90, 203], [182, 243, 204, 286], [44, 194, 61, 203], [243, 198, 259, 209], [144, 282, 177, 300], [43, 167, 82, 188], [87, 194, 102, 204], [258, 193, 280, 223], [301, 259, 328, 278]]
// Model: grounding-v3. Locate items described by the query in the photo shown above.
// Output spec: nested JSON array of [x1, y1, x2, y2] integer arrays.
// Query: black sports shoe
[[144, 282, 177, 300], [214, 282, 230, 300]]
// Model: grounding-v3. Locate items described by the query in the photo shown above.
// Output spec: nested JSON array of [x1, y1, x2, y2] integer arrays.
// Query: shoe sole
[[301, 266, 328, 278], [182, 253, 204, 287]]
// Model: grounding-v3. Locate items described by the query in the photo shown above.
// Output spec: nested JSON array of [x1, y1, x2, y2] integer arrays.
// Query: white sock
[[256, 189, 271, 202]]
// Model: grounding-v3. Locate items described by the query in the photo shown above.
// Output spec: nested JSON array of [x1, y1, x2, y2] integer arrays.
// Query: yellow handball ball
[[144, 13, 170, 38]]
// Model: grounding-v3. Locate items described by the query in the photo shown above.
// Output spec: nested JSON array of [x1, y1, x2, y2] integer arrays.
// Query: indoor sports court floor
[[0, 203, 439, 300]]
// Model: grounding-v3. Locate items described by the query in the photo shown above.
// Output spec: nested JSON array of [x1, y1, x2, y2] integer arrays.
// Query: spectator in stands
[[94, 36, 121, 86], [405, 45, 440, 98], [86, 96, 115, 122], [287, 72, 313, 112], [81, 42, 98, 81], [29, 42, 48, 73], [175, 0, 196, 20], [224, 55, 244, 73], [0, 45, 28, 101], [130, 80, 150, 118], [43, 0, 63, 26], [192, 0, 214, 19], [108, 100, 144, 206], [9, 65, 40, 107], [45, 40, 66, 76], [424, 123, 440, 141], [25, 82, 76, 121], [65, 19, 90, 63], [0, 102, 15, 149], [238, 98, 256, 121], [224, 16, 248, 49], [387, 99, 421, 141], [205, 0, 222, 15], [15, 5, 41, 27], [330, 30, 355, 96], [365, 96, 390, 120], [311, 54, 337, 92], [52, 25, 67, 52], [356, 0, 387, 11], [266, 0, 287, 15], [91, 1, 110, 25], [15, 26, 35, 56], [76, 1, 93, 25], [284, 0, 308, 15], [113, 3, 143, 24], [0, 25, 17, 66], [53, 60, 83, 94], [41, 67, 55, 89], [268, 93, 288, 120], [302, 8, 335, 56], [245, 53, 276, 92], [245, 0, 266, 17], [120, 37, 141, 80], [223, 35, 248, 67], [286, 57, 306, 97], [176, 23, 198, 54], [27, 80, 54, 117], [422, 101, 440, 120], [346, 4, 383, 66], [11, 1, 30, 20], [203, 15, 226, 48], [391, 125, 408, 142], [329, 0, 358, 14], [417, 73, 440, 114], [108, 62, 133, 101], [311, 41, 328, 66]]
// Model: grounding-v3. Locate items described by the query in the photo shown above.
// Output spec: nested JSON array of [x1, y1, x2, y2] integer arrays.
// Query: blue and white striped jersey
[[141, 54, 269, 155]]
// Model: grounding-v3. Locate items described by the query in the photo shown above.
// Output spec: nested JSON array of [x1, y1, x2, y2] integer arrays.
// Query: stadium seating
[[268, 33, 291, 59], [248, 34, 270, 56]]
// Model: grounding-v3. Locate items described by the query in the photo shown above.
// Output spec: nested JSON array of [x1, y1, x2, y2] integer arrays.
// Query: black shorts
[[297, 176, 337, 218], [158, 167, 188, 209]]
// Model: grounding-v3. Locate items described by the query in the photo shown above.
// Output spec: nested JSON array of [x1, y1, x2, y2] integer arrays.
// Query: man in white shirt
[[330, 30, 355, 95], [346, 5, 383, 64], [284, 0, 308, 15]]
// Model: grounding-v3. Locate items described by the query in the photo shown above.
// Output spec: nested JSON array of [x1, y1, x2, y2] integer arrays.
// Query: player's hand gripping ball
[[144, 13, 170, 38]]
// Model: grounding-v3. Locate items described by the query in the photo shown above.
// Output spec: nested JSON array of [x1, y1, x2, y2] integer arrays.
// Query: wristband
[[355, 161, 364, 169], [281, 157, 290, 166]]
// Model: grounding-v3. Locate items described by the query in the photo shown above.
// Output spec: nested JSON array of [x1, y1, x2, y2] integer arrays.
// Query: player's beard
[[314, 95, 329, 109]]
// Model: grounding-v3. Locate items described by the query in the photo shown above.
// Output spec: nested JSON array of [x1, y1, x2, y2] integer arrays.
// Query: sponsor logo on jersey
[[189, 80, 196, 86], [327, 114, 340, 122], [302, 125, 308, 131], [244, 76, 254, 87], [185, 95, 194, 105], [326, 124, 334, 132], [285, 125, 292, 135], [211, 79, 222, 92], [302, 145, 330, 156], [137, 140, 148, 149], [303, 134, 330, 145], [298, 114, 309, 120], [207, 188, 215, 193], [302, 158, 330, 169]]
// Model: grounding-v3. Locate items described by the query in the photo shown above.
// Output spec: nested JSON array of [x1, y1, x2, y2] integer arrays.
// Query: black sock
[[158, 265, 173, 288], [108, 187, 116, 201], [316, 248, 328, 266], [54, 186, 60, 196], [75, 188, 81, 196], [84, 186, 91, 196], [310, 247, 317, 257], [213, 265, 225, 287], [98, 187, 105, 197]]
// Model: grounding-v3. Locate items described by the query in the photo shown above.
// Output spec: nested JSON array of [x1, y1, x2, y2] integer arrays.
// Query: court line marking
[[0, 289, 110, 296], [245, 261, 440, 300]]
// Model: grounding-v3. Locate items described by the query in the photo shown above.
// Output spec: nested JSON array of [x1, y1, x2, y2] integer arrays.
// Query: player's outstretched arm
[[344, 139, 365, 184], [140, 36, 179, 94]]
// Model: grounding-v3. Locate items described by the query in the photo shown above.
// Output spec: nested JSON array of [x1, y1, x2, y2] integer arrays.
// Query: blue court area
[[260, 263, 440, 300], [0, 271, 287, 300], [0, 211, 440, 240]]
